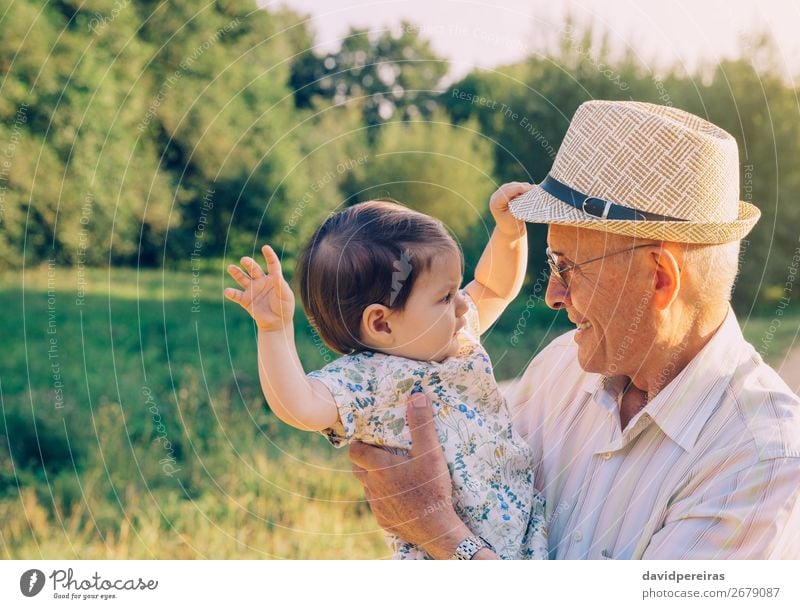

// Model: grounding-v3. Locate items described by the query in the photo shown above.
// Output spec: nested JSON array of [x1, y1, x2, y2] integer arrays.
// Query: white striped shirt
[[506, 307, 800, 559]]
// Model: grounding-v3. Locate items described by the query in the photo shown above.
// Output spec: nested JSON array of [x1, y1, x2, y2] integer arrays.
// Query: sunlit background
[[273, 0, 800, 78]]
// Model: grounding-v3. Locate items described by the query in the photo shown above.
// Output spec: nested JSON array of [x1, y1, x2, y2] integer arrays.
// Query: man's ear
[[360, 304, 394, 348], [649, 246, 681, 310]]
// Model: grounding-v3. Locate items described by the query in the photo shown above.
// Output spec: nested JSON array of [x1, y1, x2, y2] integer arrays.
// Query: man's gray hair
[[683, 241, 742, 302]]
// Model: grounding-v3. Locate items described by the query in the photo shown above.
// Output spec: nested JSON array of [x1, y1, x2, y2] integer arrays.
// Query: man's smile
[[568, 313, 592, 333]]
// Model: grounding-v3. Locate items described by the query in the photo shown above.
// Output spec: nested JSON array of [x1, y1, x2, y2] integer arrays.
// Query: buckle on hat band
[[540, 175, 688, 222], [582, 197, 613, 219]]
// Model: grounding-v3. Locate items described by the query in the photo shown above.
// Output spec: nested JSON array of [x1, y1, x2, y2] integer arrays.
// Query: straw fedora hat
[[509, 100, 760, 243]]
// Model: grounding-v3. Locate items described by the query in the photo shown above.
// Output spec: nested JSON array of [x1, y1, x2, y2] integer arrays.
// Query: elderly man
[[349, 100, 800, 559]]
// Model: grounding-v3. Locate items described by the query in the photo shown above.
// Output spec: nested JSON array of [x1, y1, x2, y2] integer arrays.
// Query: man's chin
[[575, 340, 604, 374]]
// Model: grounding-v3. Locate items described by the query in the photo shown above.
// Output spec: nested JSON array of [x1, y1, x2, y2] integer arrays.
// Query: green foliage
[[271, 103, 371, 267], [347, 114, 496, 239], [0, 0, 174, 265], [0, 0, 318, 268], [290, 21, 449, 128], [6, 6, 795, 312]]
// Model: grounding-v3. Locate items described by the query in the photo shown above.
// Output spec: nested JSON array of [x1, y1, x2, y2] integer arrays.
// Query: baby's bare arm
[[224, 245, 338, 431], [256, 327, 338, 431], [465, 182, 531, 332]]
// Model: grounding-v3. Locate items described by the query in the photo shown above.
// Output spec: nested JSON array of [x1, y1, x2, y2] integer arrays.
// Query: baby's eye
[[442, 292, 453, 303]]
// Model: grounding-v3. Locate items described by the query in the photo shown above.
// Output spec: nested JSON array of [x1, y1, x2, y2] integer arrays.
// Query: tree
[[346, 114, 495, 241], [0, 0, 318, 268], [290, 22, 449, 129]]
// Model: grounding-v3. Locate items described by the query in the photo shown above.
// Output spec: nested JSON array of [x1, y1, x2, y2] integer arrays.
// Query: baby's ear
[[360, 304, 393, 347]]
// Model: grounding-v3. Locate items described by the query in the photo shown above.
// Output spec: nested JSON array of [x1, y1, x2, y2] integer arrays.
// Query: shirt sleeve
[[460, 288, 481, 340], [307, 354, 411, 451], [642, 457, 800, 559]]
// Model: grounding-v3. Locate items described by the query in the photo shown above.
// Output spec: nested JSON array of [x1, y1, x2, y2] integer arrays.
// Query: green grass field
[[2, 265, 797, 558], [1, 265, 390, 558]]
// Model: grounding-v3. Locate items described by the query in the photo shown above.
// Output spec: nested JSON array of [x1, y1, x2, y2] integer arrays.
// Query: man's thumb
[[407, 392, 438, 458]]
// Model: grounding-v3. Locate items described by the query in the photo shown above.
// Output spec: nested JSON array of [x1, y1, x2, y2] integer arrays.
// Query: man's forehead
[[547, 225, 594, 255], [547, 225, 627, 256]]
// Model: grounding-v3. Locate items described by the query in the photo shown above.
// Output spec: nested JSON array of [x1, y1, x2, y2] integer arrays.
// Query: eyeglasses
[[545, 244, 652, 289]]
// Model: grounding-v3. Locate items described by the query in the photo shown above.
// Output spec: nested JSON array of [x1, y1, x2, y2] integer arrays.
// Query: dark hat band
[[540, 174, 688, 222]]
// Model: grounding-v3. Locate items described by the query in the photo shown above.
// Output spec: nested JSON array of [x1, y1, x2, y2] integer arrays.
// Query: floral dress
[[307, 291, 547, 560]]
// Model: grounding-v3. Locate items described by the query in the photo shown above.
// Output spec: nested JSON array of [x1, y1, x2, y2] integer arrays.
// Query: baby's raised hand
[[224, 245, 295, 332], [489, 182, 533, 237]]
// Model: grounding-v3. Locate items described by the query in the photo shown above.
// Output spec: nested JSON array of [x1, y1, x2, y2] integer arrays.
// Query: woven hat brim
[[509, 183, 761, 244]]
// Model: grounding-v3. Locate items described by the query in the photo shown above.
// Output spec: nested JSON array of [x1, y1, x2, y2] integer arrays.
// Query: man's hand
[[224, 244, 295, 332], [489, 181, 532, 238], [349, 392, 477, 559]]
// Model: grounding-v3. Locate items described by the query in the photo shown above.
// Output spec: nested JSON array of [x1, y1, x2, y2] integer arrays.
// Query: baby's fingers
[[223, 287, 245, 304], [240, 256, 265, 279], [261, 245, 283, 278], [226, 264, 251, 288], [502, 182, 533, 198]]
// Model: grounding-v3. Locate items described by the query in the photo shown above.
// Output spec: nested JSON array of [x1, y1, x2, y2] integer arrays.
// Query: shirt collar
[[583, 306, 746, 452]]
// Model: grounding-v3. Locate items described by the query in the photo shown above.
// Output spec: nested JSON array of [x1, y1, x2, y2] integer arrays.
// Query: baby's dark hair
[[296, 200, 461, 355]]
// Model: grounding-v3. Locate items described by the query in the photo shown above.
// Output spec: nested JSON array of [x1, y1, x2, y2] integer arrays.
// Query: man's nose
[[544, 275, 569, 310]]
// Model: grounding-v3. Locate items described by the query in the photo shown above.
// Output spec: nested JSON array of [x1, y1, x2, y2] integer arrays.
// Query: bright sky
[[263, 0, 800, 79]]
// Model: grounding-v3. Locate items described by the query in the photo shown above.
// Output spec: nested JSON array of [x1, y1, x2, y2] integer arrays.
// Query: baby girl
[[224, 183, 546, 559]]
